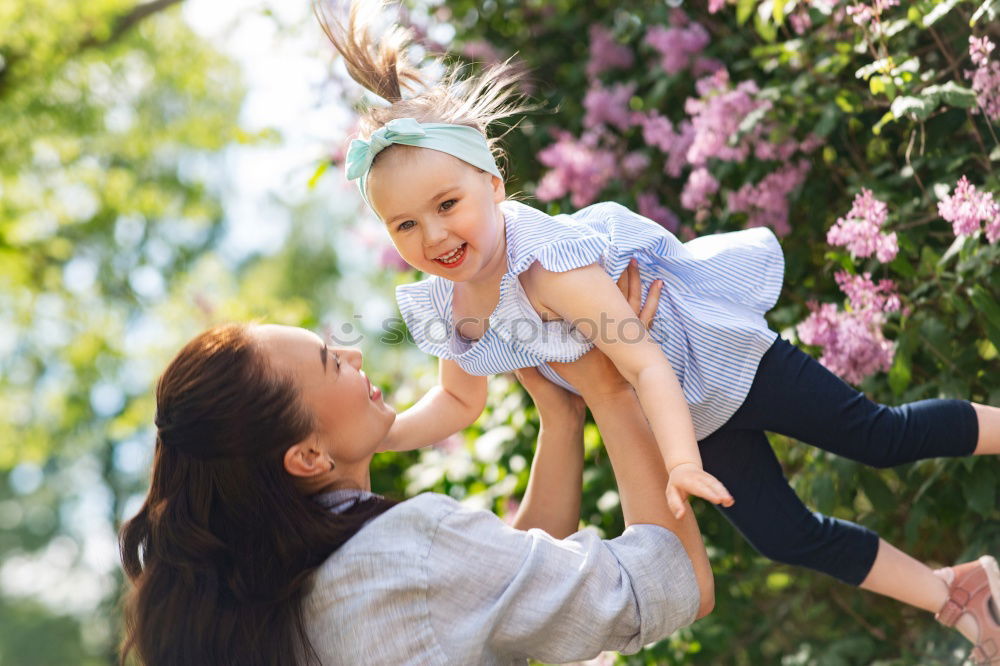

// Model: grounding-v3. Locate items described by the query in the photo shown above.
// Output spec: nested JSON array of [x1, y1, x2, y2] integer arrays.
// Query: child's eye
[[440, 199, 457, 211], [397, 220, 415, 232]]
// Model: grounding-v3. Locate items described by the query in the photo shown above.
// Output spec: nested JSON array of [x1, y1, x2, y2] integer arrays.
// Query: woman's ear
[[284, 441, 328, 479], [491, 174, 506, 202]]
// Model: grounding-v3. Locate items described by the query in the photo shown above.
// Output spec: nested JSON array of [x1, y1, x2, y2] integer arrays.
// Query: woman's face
[[253, 325, 395, 465]]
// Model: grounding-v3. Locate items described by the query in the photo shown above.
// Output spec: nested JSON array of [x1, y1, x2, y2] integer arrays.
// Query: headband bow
[[344, 118, 502, 207]]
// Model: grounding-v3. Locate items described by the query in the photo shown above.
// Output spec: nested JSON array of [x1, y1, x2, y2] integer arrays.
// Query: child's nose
[[421, 221, 448, 246]]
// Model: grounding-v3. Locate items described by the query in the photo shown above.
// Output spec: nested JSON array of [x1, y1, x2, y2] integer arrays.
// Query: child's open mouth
[[434, 243, 467, 268]]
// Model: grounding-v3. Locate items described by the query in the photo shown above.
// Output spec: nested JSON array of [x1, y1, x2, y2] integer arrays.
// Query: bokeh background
[[1, 0, 998, 664]]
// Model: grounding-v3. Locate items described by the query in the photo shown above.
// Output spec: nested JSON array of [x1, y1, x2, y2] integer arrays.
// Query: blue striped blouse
[[395, 200, 783, 440]]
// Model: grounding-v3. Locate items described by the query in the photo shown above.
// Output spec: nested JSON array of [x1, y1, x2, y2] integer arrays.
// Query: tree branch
[[80, 0, 186, 49]]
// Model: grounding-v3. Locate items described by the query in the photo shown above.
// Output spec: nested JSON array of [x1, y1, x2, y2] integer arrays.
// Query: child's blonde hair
[[314, 0, 535, 175]]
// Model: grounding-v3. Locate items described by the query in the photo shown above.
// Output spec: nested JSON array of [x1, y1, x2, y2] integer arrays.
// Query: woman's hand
[[513, 366, 585, 422], [554, 260, 662, 397]]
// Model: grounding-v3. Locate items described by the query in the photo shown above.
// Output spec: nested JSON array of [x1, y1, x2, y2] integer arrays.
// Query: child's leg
[[972, 403, 1000, 455], [727, 337, 981, 466], [699, 428, 982, 640]]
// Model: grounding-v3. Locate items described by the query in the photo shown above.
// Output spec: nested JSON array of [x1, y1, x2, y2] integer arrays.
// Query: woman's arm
[[508, 366, 586, 538], [523, 260, 733, 518], [380, 358, 488, 452], [549, 264, 713, 617]]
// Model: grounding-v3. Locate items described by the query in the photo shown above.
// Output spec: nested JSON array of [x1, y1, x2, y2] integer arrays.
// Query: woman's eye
[[397, 220, 415, 232], [334, 353, 341, 369], [440, 199, 457, 211]]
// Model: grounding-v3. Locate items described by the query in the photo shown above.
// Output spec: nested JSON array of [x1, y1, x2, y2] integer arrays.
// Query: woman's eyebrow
[[320, 343, 328, 373]]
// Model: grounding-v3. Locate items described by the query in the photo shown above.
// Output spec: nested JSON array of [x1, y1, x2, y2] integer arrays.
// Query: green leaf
[[737, 0, 757, 25], [888, 350, 911, 395], [971, 0, 1000, 25], [859, 472, 895, 513], [923, 82, 978, 109], [970, 285, 1000, 332], [754, 6, 778, 42], [890, 95, 932, 121], [964, 468, 997, 517], [872, 110, 895, 135], [307, 160, 330, 189], [773, 0, 788, 25], [922, 0, 962, 26]]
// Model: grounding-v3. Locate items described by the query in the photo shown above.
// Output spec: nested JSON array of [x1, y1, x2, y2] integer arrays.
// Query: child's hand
[[666, 462, 734, 519]]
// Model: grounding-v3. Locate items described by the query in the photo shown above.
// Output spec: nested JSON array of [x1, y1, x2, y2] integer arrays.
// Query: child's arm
[[380, 358, 488, 452], [523, 261, 734, 519]]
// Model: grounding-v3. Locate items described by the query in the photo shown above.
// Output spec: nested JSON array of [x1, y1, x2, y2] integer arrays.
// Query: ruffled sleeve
[[395, 277, 456, 361], [503, 201, 611, 276]]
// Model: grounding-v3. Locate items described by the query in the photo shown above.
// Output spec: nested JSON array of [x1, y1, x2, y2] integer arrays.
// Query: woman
[[119, 265, 714, 665]]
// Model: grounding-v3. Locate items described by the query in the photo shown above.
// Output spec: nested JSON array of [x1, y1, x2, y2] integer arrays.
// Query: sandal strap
[[938, 598, 967, 627], [971, 641, 999, 665]]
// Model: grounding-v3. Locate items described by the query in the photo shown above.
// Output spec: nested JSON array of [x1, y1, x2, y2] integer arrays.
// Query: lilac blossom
[[685, 71, 771, 166], [708, 0, 727, 13], [621, 152, 651, 178], [797, 302, 895, 385], [937, 175, 1000, 244], [967, 36, 1000, 122], [536, 131, 617, 208], [644, 21, 710, 75], [845, 0, 899, 27], [634, 112, 694, 178], [586, 25, 634, 78], [727, 161, 810, 236], [680, 168, 719, 210], [826, 188, 899, 262], [637, 192, 680, 232], [834, 271, 902, 314], [583, 82, 636, 131]]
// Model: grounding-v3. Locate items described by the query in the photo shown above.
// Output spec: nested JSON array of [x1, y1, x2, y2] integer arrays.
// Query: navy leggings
[[699, 336, 979, 586]]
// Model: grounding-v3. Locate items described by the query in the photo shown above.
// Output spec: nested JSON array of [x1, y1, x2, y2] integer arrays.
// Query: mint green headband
[[345, 118, 502, 207]]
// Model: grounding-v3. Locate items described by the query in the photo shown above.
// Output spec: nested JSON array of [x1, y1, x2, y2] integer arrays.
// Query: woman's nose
[[335, 346, 363, 369]]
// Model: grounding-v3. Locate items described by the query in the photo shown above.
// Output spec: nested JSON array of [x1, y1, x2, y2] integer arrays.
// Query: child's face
[[366, 146, 506, 283]]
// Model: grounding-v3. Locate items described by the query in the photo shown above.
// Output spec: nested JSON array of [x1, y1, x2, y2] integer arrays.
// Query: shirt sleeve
[[424, 501, 700, 664]]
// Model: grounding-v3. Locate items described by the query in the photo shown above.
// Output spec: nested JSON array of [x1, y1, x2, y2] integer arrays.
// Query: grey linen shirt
[[302, 491, 700, 665]]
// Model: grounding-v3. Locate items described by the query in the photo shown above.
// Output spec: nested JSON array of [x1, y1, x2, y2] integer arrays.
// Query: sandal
[[935, 556, 1000, 665]]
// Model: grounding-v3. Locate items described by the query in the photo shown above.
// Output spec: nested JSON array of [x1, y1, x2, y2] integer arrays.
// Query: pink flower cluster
[[536, 131, 617, 208], [681, 167, 719, 211], [797, 301, 896, 385], [644, 17, 709, 75], [727, 161, 810, 236], [587, 25, 634, 78], [845, 0, 899, 27], [637, 192, 680, 232], [583, 83, 636, 131], [685, 71, 772, 166], [834, 271, 902, 314], [798, 271, 901, 384], [634, 111, 695, 178], [968, 36, 1000, 122], [826, 188, 899, 262], [937, 175, 1000, 244]]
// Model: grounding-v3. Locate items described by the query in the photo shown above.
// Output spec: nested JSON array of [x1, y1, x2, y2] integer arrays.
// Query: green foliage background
[[0, 0, 998, 665]]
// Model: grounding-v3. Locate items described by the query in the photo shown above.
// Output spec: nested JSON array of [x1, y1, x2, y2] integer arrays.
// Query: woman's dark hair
[[119, 323, 395, 666]]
